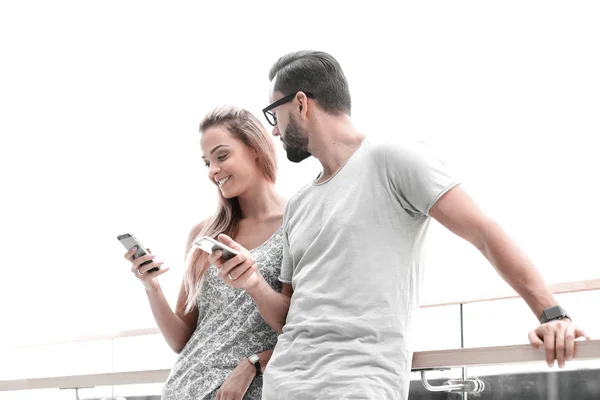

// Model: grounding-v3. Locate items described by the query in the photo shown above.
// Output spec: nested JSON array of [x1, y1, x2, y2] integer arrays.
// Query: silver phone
[[117, 233, 160, 272], [194, 236, 239, 261]]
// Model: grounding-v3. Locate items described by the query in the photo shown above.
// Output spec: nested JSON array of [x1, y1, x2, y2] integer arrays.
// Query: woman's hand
[[216, 358, 256, 400], [208, 234, 262, 290], [124, 247, 169, 291]]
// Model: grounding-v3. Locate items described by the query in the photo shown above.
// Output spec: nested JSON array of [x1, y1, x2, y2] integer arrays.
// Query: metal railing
[[6, 278, 598, 350], [1, 278, 598, 395], [1, 340, 598, 392]]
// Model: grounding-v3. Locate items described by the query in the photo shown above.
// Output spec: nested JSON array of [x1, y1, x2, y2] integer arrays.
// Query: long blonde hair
[[184, 105, 277, 313]]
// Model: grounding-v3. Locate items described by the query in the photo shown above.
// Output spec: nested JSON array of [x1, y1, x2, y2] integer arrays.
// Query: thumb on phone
[[217, 234, 243, 252]]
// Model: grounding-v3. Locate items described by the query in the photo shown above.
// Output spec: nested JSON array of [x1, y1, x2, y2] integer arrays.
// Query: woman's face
[[200, 126, 260, 199]]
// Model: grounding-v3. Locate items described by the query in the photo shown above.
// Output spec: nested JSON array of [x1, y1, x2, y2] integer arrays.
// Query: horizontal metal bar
[[412, 339, 600, 370], [0, 370, 170, 392], [1, 340, 598, 392], [4, 328, 161, 350], [420, 278, 600, 308], [5, 279, 599, 350]]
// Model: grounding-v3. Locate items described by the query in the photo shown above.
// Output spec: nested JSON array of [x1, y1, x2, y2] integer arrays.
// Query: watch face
[[249, 354, 259, 364], [546, 306, 564, 320]]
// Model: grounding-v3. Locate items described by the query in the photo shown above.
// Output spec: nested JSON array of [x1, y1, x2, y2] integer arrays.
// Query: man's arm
[[429, 185, 554, 317], [429, 184, 588, 367]]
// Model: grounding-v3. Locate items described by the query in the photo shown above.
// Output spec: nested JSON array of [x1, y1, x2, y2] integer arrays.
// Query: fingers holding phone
[[131, 249, 164, 275], [199, 234, 261, 290], [118, 233, 170, 291], [125, 247, 169, 290], [218, 252, 257, 286]]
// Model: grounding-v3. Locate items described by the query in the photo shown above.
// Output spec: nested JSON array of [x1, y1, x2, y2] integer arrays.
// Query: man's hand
[[528, 319, 590, 368], [216, 358, 256, 400]]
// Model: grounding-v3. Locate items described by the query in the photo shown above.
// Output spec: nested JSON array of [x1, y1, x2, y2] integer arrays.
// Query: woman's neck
[[236, 180, 285, 222]]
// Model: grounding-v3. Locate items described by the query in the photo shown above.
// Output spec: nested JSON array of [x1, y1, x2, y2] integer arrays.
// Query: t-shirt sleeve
[[384, 140, 460, 216], [278, 228, 293, 284], [278, 205, 293, 284]]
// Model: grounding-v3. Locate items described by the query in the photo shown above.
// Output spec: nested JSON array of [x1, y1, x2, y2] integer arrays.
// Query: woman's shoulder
[[186, 219, 210, 251]]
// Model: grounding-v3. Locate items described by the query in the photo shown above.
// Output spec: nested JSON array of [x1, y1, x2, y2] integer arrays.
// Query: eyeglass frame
[[262, 91, 314, 127]]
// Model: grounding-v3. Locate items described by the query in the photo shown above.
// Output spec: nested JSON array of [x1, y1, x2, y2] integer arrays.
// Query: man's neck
[[309, 116, 365, 183]]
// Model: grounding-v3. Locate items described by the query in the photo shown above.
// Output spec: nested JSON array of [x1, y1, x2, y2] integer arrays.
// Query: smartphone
[[193, 236, 240, 261], [117, 233, 160, 273]]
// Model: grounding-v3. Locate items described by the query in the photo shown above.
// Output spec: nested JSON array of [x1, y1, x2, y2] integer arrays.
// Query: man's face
[[280, 113, 311, 163], [268, 83, 311, 163]]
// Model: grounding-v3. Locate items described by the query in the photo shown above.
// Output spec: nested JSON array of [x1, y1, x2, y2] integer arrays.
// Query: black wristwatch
[[539, 305, 571, 324], [248, 354, 261, 376]]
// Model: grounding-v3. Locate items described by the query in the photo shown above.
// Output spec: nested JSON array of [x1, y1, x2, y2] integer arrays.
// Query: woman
[[124, 105, 286, 399]]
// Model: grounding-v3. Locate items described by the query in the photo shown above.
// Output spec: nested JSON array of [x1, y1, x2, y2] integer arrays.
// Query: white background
[[0, 0, 599, 386]]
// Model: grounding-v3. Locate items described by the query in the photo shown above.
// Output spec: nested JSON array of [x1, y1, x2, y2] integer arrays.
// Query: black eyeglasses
[[262, 92, 314, 127]]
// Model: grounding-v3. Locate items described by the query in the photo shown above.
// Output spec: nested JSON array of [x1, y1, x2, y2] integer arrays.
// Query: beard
[[282, 115, 311, 163]]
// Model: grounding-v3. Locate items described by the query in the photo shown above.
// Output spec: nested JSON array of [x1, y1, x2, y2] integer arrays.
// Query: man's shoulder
[[359, 137, 431, 171], [367, 136, 445, 170], [366, 135, 430, 153], [284, 182, 314, 217]]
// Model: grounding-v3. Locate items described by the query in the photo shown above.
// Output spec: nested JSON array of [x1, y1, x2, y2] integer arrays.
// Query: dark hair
[[268, 51, 351, 116]]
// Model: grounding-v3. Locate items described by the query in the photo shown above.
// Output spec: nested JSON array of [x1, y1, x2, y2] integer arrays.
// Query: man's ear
[[296, 92, 309, 117]]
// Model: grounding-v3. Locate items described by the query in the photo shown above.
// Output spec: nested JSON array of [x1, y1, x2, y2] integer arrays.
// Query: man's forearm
[[246, 277, 291, 334], [480, 221, 558, 319]]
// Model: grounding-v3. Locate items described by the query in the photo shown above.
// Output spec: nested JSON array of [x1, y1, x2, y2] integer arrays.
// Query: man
[[210, 51, 589, 399]]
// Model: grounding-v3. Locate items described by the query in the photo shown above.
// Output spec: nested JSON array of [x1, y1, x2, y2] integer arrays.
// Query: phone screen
[[117, 233, 159, 272], [194, 237, 239, 261]]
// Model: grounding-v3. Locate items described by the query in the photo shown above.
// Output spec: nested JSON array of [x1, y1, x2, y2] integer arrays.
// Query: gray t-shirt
[[262, 138, 459, 400]]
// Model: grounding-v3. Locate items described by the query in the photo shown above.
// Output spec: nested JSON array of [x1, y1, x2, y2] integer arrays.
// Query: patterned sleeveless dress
[[162, 227, 283, 399]]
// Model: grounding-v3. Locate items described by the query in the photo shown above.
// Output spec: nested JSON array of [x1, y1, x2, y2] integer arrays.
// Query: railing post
[[460, 302, 467, 400]]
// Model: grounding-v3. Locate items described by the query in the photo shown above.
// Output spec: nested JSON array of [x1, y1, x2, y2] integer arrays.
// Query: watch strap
[[254, 360, 261, 375], [539, 305, 571, 324]]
